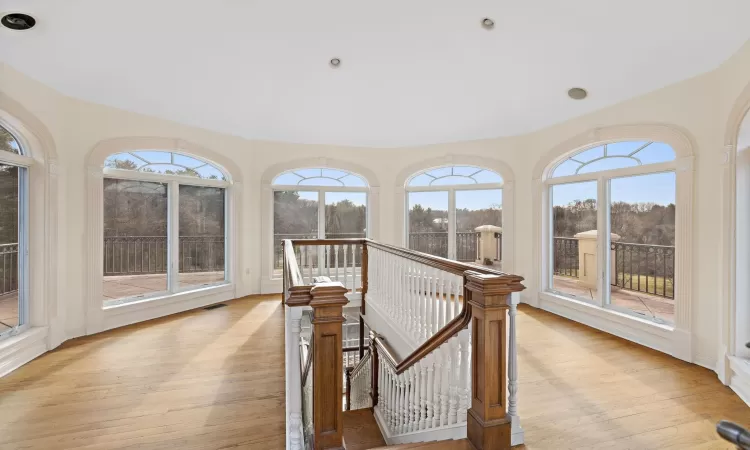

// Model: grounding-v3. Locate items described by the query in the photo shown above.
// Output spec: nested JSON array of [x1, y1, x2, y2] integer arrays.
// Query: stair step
[[343, 409, 387, 450], [368, 439, 473, 449]]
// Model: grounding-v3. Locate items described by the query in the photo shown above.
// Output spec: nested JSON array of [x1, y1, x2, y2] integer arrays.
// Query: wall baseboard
[[373, 405, 466, 445], [0, 327, 48, 378]]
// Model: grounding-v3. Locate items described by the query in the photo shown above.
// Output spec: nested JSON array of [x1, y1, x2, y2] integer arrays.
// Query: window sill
[[0, 326, 48, 377], [98, 283, 235, 333], [538, 291, 676, 356]]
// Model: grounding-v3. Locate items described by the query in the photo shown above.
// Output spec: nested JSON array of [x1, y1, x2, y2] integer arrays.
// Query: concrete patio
[[553, 275, 674, 324], [102, 271, 225, 302]]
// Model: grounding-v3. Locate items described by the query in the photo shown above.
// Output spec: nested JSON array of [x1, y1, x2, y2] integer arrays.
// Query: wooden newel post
[[464, 271, 525, 450], [310, 282, 349, 450]]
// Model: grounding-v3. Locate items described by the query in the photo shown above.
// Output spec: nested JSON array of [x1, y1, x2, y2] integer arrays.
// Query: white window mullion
[[596, 176, 609, 307], [448, 189, 456, 259], [168, 181, 180, 293]]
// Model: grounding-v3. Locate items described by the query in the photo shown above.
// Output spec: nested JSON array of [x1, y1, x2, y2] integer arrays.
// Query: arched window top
[[0, 124, 21, 155], [104, 150, 227, 180], [407, 165, 503, 187], [551, 141, 676, 178], [272, 168, 368, 188]]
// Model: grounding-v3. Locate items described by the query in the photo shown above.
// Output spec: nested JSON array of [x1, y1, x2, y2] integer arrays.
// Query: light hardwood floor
[[0, 295, 748, 449]]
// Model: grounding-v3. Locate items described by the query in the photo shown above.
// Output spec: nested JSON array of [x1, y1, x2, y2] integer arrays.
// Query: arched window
[[102, 150, 230, 306], [271, 168, 369, 272], [0, 123, 30, 338], [405, 165, 504, 265], [544, 140, 678, 325]]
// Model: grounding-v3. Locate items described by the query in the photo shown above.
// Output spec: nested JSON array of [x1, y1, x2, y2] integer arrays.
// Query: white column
[[507, 292, 524, 446]]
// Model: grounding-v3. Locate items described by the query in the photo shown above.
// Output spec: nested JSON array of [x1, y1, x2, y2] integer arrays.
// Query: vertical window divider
[[168, 180, 180, 293], [447, 189, 456, 260], [597, 175, 610, 308]]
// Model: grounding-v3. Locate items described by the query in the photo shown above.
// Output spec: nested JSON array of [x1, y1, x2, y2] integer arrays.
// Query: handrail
[[365, 239, 513, 278], [350, 347, 371, 378], [283, 240, 314, 306]]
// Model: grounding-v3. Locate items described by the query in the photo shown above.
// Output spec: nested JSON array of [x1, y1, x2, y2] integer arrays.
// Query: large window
[[102, 151, 229, 306], [406, 166, 503, 265], [0, 124, 28, 339], [546, 141, 677, 324], [272, 168, 368, 272]]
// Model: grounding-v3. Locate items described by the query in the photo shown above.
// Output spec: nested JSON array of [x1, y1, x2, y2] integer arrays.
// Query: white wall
[[1, 40, 750, 372]]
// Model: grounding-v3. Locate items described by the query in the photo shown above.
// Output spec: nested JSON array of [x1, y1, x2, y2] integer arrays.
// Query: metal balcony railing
[[103, 236, 225, 276], [553, 237, 675, 299], [0, 243, 18, 296]]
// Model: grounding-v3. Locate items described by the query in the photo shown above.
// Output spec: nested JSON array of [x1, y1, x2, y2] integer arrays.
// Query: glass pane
[[430, 175, 476, 186], [105, 153, 147, 170], [102, 179, 168, 304], [0, 164, 20, 333], [0, 127, 21, 154], [455, 189, 502, 264], [325, 192, 367, 238], [609, 172, 675, 324], [551, 181, 598, 303], [274, 191, 319, 270], [105, 151, 225, 180], [298, 177, 343, 187], [578, 157, 638, 174], [573, 145, 604, 163], [633, 142, 676, 165], [407, 173, 434, 187], [408, 191, 449, 258], [552, 160, 582, 177], [472, 170, 503, 184], [606, 141, 648, 156], [178, 186, 226, 290]]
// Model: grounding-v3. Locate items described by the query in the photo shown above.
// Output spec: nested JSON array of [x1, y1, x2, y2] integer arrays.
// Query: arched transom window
[[101, 150, 230, 307], [105, 151, 226, 180], [271, 168, 369, 273], [544, 140, 678, 325], [551, 141, 675, 178], [406, 165, 504, 265], [0, 122, 32, 339]]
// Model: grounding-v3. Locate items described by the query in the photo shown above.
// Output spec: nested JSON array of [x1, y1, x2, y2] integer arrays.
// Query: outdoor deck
[[102, 272, 225, 302], [0, 292, 17, 333], [553, 275, 674, 324]]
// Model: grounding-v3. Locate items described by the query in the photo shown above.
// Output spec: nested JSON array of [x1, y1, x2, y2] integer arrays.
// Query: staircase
[[283, 238, 525, 450]]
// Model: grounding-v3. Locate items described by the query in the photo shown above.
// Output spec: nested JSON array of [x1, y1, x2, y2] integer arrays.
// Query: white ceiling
[[1, 1, 749, 148]]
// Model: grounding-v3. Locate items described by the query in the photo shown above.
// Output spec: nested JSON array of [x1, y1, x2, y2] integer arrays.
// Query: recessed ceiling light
[[330, 58, 341, 68], [1, 13, 36, 31], [481, 18, 495, 29], [568, 87, 588, 100]]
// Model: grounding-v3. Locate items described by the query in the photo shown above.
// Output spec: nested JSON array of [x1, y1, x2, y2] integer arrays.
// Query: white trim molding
[[394, 154, 516, 273], [717, 78, 750, 404], [531, 123, 696, 363], [83, 137, 242, 336], [260, 157, 380, 294], [0, 95, 60, 376]]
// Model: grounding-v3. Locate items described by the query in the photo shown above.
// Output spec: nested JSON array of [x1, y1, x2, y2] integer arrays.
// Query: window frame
[[0, 124, 32, 341], [543, 141, 681, 325], [270, 169, 370, 278], [101, 154, 231, 307], [405, 166, 505, 262]]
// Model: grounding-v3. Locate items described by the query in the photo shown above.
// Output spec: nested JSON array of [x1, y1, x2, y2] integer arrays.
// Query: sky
[[552, 172, 676, 206], [408, 189, 503, 211]]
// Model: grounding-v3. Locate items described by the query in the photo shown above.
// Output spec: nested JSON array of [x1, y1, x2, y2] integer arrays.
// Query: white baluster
[[426, 267, 434, 338], [431, 351, 441, 428], [425, 355, 435, 429], [306, 246, 313, 283], [453, 275, 462, 319], [458, 329, 470, 424], [334, 244, 339, 283], [418, 361, 427, 430], [438, 270, 446, 329], [401, 372, 409, 433], [408, 261, 416, 337], [448, 337, 459, 425], [508, 292, 523, 445], [343, 244, 348, 291], [352, 244, 357, 293], [409, 366, 418, 433], [438, 345, 449, 427]]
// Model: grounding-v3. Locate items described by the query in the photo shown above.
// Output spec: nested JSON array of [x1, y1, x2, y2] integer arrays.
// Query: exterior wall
[[0, 41, 749, 375]]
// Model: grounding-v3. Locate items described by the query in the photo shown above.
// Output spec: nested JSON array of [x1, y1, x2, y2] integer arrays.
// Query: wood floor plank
[[0, 297, 748, 449]]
